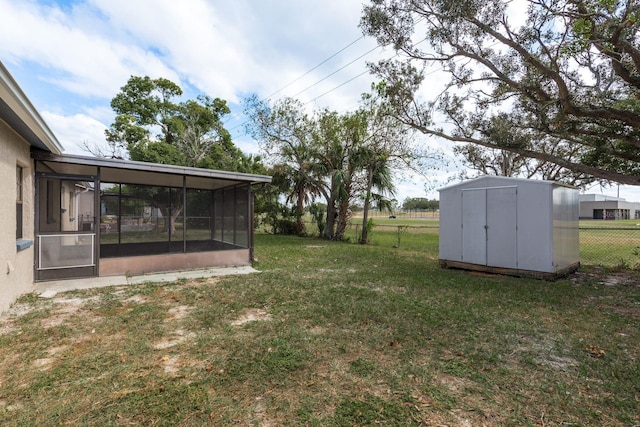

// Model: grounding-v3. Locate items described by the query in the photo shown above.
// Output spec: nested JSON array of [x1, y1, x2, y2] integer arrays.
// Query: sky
[[1, 0, 638, 203]]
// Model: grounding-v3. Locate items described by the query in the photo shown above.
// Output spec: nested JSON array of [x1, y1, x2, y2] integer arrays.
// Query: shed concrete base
[[439, 259, 580, 281]]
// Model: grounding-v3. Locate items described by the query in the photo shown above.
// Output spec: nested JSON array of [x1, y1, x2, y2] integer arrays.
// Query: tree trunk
[[334, 197, 350, 241], [164, 205, 183, 235], [323, 199, 336, 239], [360, 178, 374, 244], [296, 190, 305, 235]]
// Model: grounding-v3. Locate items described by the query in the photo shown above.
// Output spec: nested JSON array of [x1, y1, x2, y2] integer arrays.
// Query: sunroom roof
[[33, 151, 272, 190]]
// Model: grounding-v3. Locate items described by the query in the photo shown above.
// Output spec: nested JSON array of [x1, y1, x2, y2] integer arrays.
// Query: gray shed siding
[[438, 176, 579, 277]]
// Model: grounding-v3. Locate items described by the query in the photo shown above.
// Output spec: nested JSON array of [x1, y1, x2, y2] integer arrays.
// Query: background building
[[579, 194, 640, 220]]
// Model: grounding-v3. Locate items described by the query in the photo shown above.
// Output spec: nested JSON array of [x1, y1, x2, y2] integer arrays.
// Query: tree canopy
[[105, 76, 262, 174], [360, 0, 640, 186], [402, 197, 439, 211], [244, 88, 420, 240], [100, 76, 267, 234]]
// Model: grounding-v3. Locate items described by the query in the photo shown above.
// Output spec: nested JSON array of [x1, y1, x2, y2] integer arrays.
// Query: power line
[[223, 35, 366, 126], [226, 63, 376, 136], [230, 42, 464, 137], [264, 36, 366, 100], [228, 48, 397, 136], [227, 38, 439, 137], [267, 16, 429, 106], [226, 43, 383, 134], [290, 44, 381, 99], [304, 69, 371, 106]]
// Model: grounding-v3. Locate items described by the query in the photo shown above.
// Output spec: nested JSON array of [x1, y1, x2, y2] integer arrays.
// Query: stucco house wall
[[1, 61, 63, 314], [0, 117, 35, 313]]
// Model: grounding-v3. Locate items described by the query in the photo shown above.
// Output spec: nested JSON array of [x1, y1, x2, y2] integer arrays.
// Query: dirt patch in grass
[[231, 308, 272, 326], [572, 267, 640, 287], [0, 321, 19, 336], [436, 373, 476, 392], [2, 301, 37, 318], [307, 325, 325, 335], [123, 294, 147, 304], [159, 355, 181, 375], [573, 268, 640, 323], [41, 300, 81, 328], [152, 329, 196, 350], [536, 354, 579, 371], [166, 305, 192, 320]]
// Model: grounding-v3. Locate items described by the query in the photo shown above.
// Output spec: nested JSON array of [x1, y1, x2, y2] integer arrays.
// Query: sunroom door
[[36, 176, 97, 281]]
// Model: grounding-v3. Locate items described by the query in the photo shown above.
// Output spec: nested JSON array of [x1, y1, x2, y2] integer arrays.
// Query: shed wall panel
[[438, 188, 462, 261], [553, 187, 580, 268], [486, 187, 517, 269], [516, 183, 553, 272], [462, 188, 487, 265]]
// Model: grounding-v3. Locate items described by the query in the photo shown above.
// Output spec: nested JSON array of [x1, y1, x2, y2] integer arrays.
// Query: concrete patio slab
[[34, 265, 259, 298]]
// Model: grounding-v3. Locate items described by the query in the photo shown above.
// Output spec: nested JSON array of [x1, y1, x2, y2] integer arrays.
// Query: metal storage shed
[[438, 176, 580, 279]]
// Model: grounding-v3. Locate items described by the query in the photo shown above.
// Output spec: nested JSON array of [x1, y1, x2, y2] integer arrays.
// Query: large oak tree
[[104, 76, 264, 233], [360, 0, 640, 185]]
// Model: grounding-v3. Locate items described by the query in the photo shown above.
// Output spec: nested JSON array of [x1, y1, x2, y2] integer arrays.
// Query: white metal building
[[579, 194, 640, 220], [438, 176, 580, 279]]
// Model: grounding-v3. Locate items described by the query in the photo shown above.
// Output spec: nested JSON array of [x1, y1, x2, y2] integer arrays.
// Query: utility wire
[[228, 48, 390, 135], [226, 44, 383, 133], [223, 35, 366, 125], [290, 44, 381, 99], [228, 35, 437, 137], [304, 69, 371, 106], [227, 16, 431, 130], [264, 36, 365, 100]]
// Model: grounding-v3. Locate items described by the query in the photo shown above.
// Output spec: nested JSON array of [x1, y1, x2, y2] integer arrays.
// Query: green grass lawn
[[1, 234, 639, 425], [580, 219, 640, 228]]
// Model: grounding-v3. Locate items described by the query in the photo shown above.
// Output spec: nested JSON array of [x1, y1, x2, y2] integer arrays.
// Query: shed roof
[[437, 175, 576, 192]]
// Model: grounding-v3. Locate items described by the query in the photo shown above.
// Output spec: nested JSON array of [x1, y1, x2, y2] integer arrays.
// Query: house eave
[[0, 62, 63, 154]]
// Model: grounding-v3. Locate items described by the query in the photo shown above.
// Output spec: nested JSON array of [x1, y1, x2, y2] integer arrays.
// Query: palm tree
[[276, 142, 320, 235], [358, 148, 395, 244]]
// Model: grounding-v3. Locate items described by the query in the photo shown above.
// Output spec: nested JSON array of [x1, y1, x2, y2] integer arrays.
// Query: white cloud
[[85, 0, 251, 102], [0, 0, 382, 108], [234, 137, 261, 157], [0, 0, 458, 198], [41, 111, 108, 155], [0, 0, 180, 99]]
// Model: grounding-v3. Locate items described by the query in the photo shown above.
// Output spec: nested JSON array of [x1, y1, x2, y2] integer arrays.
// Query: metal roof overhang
[[32, 151, 272, 191]]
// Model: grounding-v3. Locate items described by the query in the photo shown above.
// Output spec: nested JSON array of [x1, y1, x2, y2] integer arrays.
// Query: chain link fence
[[578, 226, 640, 268], [338, 223, 640, 269]]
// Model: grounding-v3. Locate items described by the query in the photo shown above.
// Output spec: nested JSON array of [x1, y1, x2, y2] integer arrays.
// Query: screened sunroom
[[32, 151, 271, 281]]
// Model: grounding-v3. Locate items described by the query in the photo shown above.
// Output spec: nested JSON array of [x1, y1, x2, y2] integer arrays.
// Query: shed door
[[486, 187, 517, 269], [461, 186, 518, 268], [462, 188, 487, 265]]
